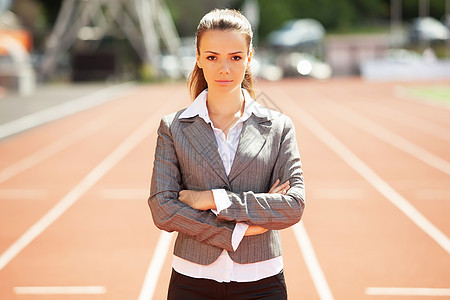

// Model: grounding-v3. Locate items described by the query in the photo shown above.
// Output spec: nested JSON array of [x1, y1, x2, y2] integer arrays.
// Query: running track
[[0, 78, 449, 299]]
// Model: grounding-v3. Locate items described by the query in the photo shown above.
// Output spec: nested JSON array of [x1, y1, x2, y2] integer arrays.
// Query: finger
[[245, 225, 268, 236], [178, 191, 187, 203], [268, 179, 280, 193], [274, 181, 290, 193], [178, 190, 194, 204], [270, 179, 280, 191], [281, 182, 291, 192], [270, 185, 284, 194], [280, 180, 290, 188]]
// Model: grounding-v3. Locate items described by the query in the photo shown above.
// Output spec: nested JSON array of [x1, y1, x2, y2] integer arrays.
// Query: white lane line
[[355, 101, 450, 142], [0, 117, 112, 184], [0, 189, 47, 199], [279, 90, 450, 254], [365, 287, 450, 296], [0, 103, 168, 271], [292, 222, 334, 300], [14, 286, 106, 295], [138, 231, 174, 300], [324, 99, 450, 176], [0, 82, 135, 140]]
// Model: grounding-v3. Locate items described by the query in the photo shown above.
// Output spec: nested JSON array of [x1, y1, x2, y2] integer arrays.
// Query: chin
[[213, 83, 241, 93]]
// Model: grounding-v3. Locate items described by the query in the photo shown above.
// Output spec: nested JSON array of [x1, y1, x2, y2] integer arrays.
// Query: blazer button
[[221, 185, 230, 191]]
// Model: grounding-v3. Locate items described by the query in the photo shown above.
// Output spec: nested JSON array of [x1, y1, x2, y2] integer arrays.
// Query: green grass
[[406, 86, 450, 105]]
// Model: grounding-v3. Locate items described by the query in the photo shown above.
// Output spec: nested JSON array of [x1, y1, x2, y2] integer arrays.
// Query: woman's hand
[[268, 179, 290, 195], [178, 190, 216, 210], [244, 179, 290, 236], [244, 225, 268, 236]]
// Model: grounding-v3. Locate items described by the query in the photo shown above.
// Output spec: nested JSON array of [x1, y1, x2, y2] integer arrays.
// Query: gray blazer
[[148, 108, 305, 265]]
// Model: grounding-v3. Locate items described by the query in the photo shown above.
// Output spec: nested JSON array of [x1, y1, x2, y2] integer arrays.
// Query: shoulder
[[259, 109, 294, 132], [159, 108, 188, 128], [249, 100, 292, 128], [273, 112, 293, 126], [156, 109, 189, 137], [263, 111, 296, 142], [160, 109, 185, 124]]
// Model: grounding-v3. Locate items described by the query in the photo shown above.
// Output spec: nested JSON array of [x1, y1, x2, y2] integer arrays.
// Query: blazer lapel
[[229, 115, 271, 182], [181, 117, 229, 184]]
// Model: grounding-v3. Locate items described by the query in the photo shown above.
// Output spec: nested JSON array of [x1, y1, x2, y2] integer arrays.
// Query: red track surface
[[0, 78, 449, 299]]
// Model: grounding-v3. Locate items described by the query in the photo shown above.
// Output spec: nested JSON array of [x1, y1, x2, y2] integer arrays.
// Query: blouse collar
[[179, 89, 277, 122]]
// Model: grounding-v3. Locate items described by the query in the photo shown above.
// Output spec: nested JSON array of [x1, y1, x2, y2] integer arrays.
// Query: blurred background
[[1, 2, 449, 299], [1, 0, 450, 96]]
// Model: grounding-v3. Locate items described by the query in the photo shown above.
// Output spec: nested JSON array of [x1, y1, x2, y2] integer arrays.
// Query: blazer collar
[[181, 116, 228, 184], [181, 113, 272, 184]]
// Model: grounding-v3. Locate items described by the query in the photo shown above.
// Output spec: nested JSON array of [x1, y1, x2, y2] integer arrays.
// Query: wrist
[[205, 190, 216, 210]]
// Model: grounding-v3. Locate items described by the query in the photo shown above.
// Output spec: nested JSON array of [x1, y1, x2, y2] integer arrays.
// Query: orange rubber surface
[[0, 78, 449, 299]]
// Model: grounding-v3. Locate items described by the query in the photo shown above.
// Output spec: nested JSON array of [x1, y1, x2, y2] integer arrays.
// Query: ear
[[246, 49, 253, 69], [196, 52, 202, 69]]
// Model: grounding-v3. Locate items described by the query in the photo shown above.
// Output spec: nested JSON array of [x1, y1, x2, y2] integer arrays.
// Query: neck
[[207, 87, 244, 117]]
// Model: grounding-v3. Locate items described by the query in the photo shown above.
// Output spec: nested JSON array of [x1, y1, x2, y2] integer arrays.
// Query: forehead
[[199, 30, 248, 53]]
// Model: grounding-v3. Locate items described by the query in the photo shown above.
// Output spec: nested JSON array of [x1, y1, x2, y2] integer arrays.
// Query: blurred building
[[39, 0, 181, 82], [0, 5, 36, 96]]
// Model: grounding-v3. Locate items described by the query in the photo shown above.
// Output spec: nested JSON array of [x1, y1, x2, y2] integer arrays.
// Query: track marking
[[0, 117, 112, 184], [365, 287, 450, 296], [277, 89, 450, 254], [0, 189, 47, 199], [14, 286, 106, 295], [138, 231, 173, 300], [0, 82, 135, 140], [292, 222, 334, 300], [0, 102, 170, 271], [354, 100, 450, 142], [323, 99, 450, 176]]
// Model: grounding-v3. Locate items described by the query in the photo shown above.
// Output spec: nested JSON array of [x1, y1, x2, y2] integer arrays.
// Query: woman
[[148, 8, 305, 300]]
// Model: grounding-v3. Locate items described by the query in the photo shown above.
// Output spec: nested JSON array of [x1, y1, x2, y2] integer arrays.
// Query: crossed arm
[[149, 115, 304, 250], [178, 179, 291, 236]]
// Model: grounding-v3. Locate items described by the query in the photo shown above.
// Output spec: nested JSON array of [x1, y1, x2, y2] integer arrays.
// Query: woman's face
[[197, 30, 252, 94]]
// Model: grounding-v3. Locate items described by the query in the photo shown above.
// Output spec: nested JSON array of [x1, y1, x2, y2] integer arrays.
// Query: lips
[[215, 80, 233, 85]]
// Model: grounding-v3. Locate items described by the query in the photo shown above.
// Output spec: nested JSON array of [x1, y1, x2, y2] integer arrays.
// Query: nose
[[219, 61, 230, 75]]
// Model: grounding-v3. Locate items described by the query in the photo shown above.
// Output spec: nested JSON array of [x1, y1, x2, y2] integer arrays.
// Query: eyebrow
[[204, 51, 244, 55]]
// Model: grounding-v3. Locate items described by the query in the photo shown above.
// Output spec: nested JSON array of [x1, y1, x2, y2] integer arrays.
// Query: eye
[[206, 56, 216, 61], [231, 56, 242, 61]]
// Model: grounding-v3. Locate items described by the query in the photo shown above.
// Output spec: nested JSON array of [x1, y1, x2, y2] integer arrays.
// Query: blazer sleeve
[[216, 116, 305, 230], [148, 115, 235, 252]]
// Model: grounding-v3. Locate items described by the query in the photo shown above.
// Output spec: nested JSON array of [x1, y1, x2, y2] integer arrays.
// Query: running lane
[[1, 79, 449, 299]]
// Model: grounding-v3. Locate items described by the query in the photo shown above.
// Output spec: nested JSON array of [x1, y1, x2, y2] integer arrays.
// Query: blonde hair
[[188, 9, 256, 100]]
